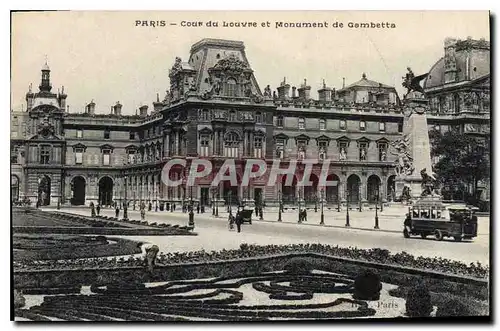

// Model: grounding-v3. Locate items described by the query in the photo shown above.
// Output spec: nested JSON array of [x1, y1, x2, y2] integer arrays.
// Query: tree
[[430, 129, 490, 202]]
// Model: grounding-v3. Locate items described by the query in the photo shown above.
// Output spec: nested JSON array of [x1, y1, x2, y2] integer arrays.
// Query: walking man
[[115, 205, 120, 219], [137, 242, 160, 273], [90, 202, 96, 217], [96, 204, 101, 216], [140, 201, 146, 221]]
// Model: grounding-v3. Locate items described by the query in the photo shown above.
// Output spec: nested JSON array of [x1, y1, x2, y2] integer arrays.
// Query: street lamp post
[[320, 188, 325, 225], [189, 186, 195, 228], [211, 187, 216, 216], [380, 183, 384, 212], [278, 190, 282, 222], [374, 188, 380, 229], [297, 188, 302, 223], [123, 175, 128, 220], [358, 186, 362, 212], [345, 190, 350, 227]]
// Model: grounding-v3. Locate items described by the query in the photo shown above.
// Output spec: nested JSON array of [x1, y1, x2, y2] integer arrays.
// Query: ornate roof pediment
[[376, 137, 390, 145], [274, 133, 289, 140], [198, 127, 213, 135], [72, 143, 87, 151], [294, 134, 311, 142], [356, 136, 371, 146], [316, 135, 331, 141], [100, 144, 114, 151]]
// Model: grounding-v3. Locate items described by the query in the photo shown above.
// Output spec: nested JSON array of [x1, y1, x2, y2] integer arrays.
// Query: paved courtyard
[[52, 206, 489, 265]]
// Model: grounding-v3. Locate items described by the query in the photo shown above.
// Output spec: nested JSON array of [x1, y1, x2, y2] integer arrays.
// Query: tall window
[[359, 143, 368, 161], [75, 148, 84, 165], [378, 143, 388, 161], [224, 132, 239, 158], [297, 140, 306, 160], [298, 117, 305, 130], [277, 115, 284, 128], [11, 146, 18, 163], [255, 112, 262, 123], [318, 141, 327, 160], [226, 78, 237, 97], [104, 128, 110, 140], [254, 136, 263, 158], [276, 139, 285, 159], [201, 109, 210, 121], [454, 93, 460, 113], [102, 149, 111, 166], [359, 121, 366, 131], [40, 145, 51, 164], [200, 135, 210, 157], [76, 129, 83, 138], [319, 119, 326, 131], [228, 110, 236, 122], [129, 132, 135, 140], [379, 122, 386, 132], [340, 120, 346, 131], [128, 150, 136, 164]]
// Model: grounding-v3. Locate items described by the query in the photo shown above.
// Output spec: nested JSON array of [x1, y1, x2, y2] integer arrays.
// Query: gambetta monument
[[393, 68, 439, 201]]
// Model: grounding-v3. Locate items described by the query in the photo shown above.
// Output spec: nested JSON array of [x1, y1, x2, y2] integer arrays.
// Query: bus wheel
[[420, 233, 427, 239], [434, 230, 444, 241], [454, 236, 462, 242], [403, 228, 410, 238]]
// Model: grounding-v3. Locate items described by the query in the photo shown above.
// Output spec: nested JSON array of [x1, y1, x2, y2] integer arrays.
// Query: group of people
[[15, 243, 488, 279]]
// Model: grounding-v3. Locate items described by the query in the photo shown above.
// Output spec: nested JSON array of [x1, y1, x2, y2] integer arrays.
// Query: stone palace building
[[10, 37, 490, 208]]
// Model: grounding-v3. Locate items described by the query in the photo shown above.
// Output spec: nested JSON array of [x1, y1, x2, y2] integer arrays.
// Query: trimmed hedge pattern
[[16, 273, 375, 321]]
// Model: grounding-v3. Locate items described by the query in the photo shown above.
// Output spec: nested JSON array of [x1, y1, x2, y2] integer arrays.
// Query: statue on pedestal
[[420, 168, 437, 197]]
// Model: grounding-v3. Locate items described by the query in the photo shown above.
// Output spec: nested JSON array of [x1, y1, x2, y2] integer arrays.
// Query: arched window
[[224, 132, 239, 158], [226, 78, 237, 97], [228, 110, 236, 122]]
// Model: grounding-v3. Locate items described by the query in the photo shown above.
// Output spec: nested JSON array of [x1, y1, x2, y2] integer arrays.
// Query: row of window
[[275, 140, 389, 162], [199, 134, 264, 158], [276, 116, 399, 132], [199, 109, 265, 123]]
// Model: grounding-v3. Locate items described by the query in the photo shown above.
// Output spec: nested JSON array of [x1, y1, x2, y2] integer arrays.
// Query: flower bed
[[13, 236, 141, 261], [14, 244, 488, 279]]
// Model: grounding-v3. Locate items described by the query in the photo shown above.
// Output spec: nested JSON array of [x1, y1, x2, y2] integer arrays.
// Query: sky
[[11, 11, 490, 115]]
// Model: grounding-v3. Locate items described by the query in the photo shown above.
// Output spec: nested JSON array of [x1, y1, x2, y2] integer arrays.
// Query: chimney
[[292, 86, 297, 99], [297, 78, 311, 100], [444, 37, 458, 83], [86, 100, 95, 114], [318, 79, 332, 102], [153, 93, 163, 112], [276, 77, 291, 100], [342, 77, 345, 89], [139, 105, 148, 117]]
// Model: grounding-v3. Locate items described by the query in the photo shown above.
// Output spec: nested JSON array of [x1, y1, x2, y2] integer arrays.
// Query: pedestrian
[[197, 204, 200, 214], [90, 202, 96, 217], [303, 208, 308, 222], [96, 204, 101, 216], [140, 201, 146, 221], [235, 211, 242, 233], [137, 242, 160, 273], [115, 205, 120, 219]]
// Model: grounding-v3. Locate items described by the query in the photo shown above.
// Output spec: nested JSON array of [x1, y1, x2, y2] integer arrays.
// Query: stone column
[[243, 130, 248, 156], [213, 130, 218, 156]]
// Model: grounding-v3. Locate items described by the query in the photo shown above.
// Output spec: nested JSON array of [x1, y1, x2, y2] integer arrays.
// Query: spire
[[39, 57, 52, 92], [342, 77, 345, 89], [323, 79, 326, 89]]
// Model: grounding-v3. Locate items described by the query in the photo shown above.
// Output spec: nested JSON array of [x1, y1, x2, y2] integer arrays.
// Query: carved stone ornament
[[37, 116, 55, 137], [212, 54, 248, 72]]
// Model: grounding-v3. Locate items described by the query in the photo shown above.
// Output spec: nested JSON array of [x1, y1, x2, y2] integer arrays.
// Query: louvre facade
[[10, 37, 489, 208]]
